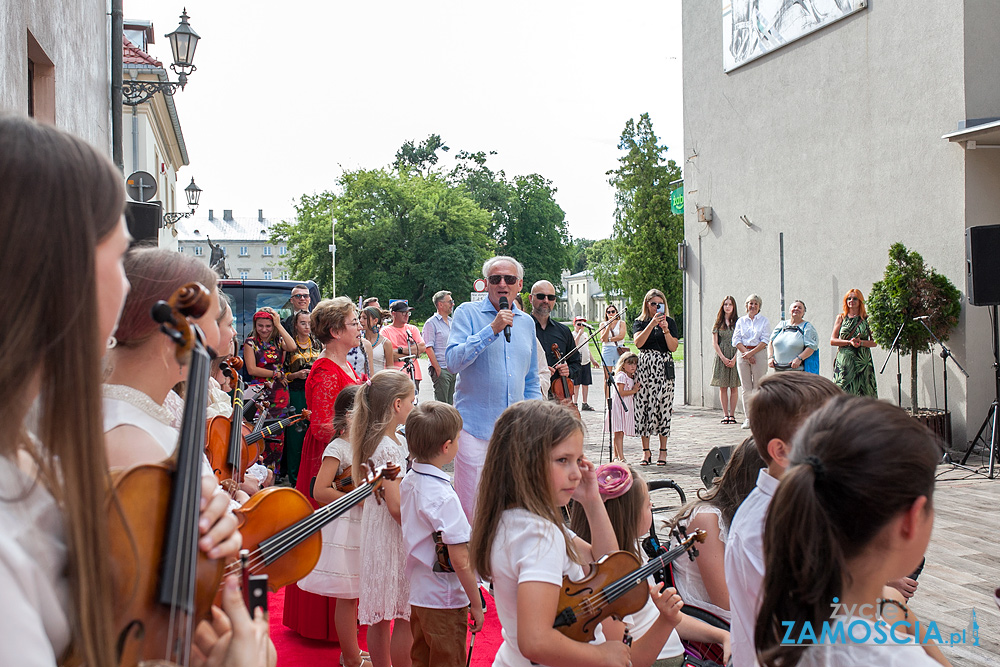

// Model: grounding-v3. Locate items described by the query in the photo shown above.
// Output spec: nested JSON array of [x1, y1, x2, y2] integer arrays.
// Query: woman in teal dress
[[830, 289, 878, 397]]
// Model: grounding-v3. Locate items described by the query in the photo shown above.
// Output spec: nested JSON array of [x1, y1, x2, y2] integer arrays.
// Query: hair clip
[[365, 378, 372, 386]]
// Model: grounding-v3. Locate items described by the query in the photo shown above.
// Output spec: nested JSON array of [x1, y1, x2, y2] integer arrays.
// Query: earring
[[107, 336, 118, 350]]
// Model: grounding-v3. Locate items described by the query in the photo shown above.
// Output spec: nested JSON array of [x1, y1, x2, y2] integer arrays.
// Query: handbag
[[665, 357, 676, 381], [616, 345, 629, 356]]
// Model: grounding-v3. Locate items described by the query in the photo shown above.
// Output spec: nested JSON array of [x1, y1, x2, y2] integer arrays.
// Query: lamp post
[[122, 9, 201, 106], [163, 177, 203, 225]]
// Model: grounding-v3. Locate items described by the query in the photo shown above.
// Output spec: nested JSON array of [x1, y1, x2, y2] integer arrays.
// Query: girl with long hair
[[711, 296, 740, 423], [471, 400, 677, 667], [668, 437, 763, 622], [830, 289, 878, 397], [360, 305, 392, 375], [0, 115, 267, 666], [282, 309, 322, 487], [607, 351, 640, 462], [755, 397, 944, 666], [353, 370, 416, 667], [570, 463, 731, 667]]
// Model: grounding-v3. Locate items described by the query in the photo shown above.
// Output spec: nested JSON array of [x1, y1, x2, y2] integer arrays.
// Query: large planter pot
[[911, 408, 951, 447]]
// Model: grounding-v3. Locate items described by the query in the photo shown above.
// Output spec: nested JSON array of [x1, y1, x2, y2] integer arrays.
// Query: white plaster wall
[[0, 0, 110, 150], [682, 0, 980, 442]]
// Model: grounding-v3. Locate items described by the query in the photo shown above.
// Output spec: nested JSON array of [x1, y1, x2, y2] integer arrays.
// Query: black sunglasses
[[291, 294, 310, 299], [488, 274, 518, 285], [606, 309, 617, 314], [533, 294, 557, 301]]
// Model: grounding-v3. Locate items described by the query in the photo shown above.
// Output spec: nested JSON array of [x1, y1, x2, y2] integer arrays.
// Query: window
[[27, 32, 54, 123], [239, 269, 249, 280], [194, 246, 203, 256], [280, 271, 289, 280], [177, 246, 183, 252], [263, 246, 272, 256], [239, 246, 249, 256], [263, 270, 272, 280], [279, 246, 288, 256]]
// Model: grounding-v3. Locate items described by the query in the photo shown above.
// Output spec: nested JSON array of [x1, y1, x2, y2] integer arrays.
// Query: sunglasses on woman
[[487, 274, 518, 285]]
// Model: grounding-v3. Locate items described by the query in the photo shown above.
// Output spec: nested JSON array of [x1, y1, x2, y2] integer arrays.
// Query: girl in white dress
[[756, 397, 947, 667], [298, 384, 369, 667], [607, 352, 640, 462], [470, 400, 682, 667], [668, 437, 763, 623], [353, 371, 415, 667]]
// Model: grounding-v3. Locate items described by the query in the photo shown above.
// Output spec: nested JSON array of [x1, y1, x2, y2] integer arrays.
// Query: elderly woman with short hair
[[767, 299, 818, 373], [732, 293, 771, 429]]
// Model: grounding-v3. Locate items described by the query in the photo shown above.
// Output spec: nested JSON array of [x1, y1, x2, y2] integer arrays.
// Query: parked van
[[219, 279, 321, 344]]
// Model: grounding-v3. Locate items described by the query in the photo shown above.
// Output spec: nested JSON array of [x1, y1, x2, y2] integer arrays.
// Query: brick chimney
[[208, 209, 214, 220], [258, 209, 264, 222], [223, 210, 233, 221]]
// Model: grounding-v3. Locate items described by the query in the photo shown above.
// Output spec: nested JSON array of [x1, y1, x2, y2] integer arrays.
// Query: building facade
[[681, 1, 1000, 445], [175, 209, 293, 280], [1, 0, 111, 150], [122, 22, 190, 250], [558, 270, 627, 323]]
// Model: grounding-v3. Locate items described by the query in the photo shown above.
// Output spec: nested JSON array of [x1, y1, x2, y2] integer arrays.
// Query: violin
[[206, 408, 310, 490], [552, 529, 706, 642], [109, 282, 224, 666], [550, 342, 580, 417], [224, 461, 401, 592]]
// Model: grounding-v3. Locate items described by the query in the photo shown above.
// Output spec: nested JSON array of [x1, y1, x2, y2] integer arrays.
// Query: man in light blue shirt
[[447, 255, 542, 521], [423, 290, 457, 404]]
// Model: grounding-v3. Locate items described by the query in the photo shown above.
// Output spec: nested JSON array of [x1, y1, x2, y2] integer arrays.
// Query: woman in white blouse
[[731, 294, 771, 429]]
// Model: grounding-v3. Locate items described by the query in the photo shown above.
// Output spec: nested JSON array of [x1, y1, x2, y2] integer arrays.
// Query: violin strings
[[563, 541, 693, 619], [221, 481, 375, 582]]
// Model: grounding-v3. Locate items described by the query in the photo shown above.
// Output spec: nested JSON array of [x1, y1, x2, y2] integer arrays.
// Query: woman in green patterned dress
[[830, 289, 878, 396], [711, 296, 741, 423]]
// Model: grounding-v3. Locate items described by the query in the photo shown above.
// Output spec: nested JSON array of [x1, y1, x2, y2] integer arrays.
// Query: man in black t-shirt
[[530, 280, 581, 399]]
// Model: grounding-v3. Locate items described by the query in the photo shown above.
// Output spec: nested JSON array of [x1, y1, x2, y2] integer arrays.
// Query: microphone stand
[[554, 316, 628, 464], [879, 319, 907, 407], [914, 318, 968, 450]]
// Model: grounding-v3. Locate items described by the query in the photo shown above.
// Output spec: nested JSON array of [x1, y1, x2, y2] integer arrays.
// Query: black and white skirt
[[634, 349, 675, 438]]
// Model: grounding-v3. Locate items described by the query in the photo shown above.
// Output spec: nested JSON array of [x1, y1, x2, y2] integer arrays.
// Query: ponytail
[[755, 396, 941, 666]]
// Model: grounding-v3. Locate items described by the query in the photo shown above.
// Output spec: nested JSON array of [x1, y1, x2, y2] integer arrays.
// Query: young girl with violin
[[755, 397, 947, 667], [0, 115, 267, 667], [354, 370, 416, 667], [470, 400, 680, 667], [297, 384, 369, 667], [571, 463, 731, 667]]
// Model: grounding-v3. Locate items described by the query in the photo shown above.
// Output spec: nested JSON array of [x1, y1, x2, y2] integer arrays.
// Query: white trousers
[[736, 353, 769, 417], [453, 429, 490, 524]]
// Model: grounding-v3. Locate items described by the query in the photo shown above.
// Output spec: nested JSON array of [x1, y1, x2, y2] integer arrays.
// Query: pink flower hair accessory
[[595, 462, 632, 500]]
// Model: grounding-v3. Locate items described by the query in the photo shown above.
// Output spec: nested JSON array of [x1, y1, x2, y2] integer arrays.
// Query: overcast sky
[[127, 0, 683, 241]]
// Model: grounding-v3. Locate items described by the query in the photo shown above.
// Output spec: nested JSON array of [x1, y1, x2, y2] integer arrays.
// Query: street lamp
[[163, 177, 202, 230], [122, 9, 202, 106]]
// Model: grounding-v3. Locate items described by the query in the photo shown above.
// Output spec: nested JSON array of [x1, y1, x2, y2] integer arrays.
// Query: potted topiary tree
[[868, 243, 962, 440]]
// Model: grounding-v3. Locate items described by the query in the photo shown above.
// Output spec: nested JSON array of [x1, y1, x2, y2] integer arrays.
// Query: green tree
[[394, 134, 449, 176], [270, 194, 335, 293], [603, 113, 684, 333], [451, 151, 571, 288], [567, 238, 597, 274], [867, 243, 962, 412]]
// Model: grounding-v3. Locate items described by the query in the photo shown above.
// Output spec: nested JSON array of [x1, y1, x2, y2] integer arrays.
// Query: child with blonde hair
[[607, 351, 641, 463], [354, 370, 416, 667]]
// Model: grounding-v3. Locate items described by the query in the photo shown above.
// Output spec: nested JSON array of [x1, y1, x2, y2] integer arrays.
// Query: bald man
[[530, 280, 581, 396]]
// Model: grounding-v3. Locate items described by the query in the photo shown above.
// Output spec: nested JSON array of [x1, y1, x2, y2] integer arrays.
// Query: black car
[[219, 278, 321, 347]]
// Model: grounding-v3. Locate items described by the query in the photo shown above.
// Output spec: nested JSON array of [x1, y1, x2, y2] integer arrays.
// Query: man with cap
[[383, 300, 426, 390]]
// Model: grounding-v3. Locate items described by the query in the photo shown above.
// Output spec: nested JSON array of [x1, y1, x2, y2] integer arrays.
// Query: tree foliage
[[600, 113, 684, 333], [270, 195, 334, 293], [451, 151, 572, 289], [394, 134, 449, 176], [867, 242, 962, 412], [567, 238, 596, 274]]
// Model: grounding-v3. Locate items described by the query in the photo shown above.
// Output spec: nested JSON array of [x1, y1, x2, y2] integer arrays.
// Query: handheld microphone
[[913, 315, 930, 321], [499, 297, 511, 343]]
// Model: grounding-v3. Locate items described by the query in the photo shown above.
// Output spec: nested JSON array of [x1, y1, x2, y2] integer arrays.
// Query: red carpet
[[269, 587, 502, 666]]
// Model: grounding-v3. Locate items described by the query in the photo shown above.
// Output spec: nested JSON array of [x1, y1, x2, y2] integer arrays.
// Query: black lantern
[[165, 8, 201, 88], [184, 177, 202, 209]]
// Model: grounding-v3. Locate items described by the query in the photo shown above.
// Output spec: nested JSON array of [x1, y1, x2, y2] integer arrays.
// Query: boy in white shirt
[[400, 401, 484, 667], [725, 373, 840, 667]]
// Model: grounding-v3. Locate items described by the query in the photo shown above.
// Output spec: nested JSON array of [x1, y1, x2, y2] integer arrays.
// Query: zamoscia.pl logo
[[780, 598, 980, 647]]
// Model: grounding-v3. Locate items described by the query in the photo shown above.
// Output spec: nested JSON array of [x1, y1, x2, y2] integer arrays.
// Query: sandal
[[640, 448, 652, 466], [657, 448, 668, 466]]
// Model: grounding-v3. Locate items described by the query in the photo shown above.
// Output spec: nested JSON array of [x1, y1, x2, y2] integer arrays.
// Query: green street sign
[[670, 187, 684, 215]]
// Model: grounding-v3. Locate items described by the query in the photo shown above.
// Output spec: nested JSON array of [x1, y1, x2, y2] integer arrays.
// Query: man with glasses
[[446, 255, 542, 521], [530, 280, 581, 398], [423, 290, 457, 404], [283, 284, 313, 332]]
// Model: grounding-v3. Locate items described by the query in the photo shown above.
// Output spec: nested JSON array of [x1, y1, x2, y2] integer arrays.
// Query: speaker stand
[[956, 304, 999, 479]]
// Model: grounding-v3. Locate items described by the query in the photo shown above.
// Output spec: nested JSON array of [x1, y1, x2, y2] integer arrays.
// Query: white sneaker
[[741, 419, 751, 429]]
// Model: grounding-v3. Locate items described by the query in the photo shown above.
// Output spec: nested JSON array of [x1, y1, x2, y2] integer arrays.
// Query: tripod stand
[[959, 304, 1000, 478]]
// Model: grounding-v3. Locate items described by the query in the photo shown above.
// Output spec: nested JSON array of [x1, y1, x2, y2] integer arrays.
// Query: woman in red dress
[[285, 297, 366, 640]]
